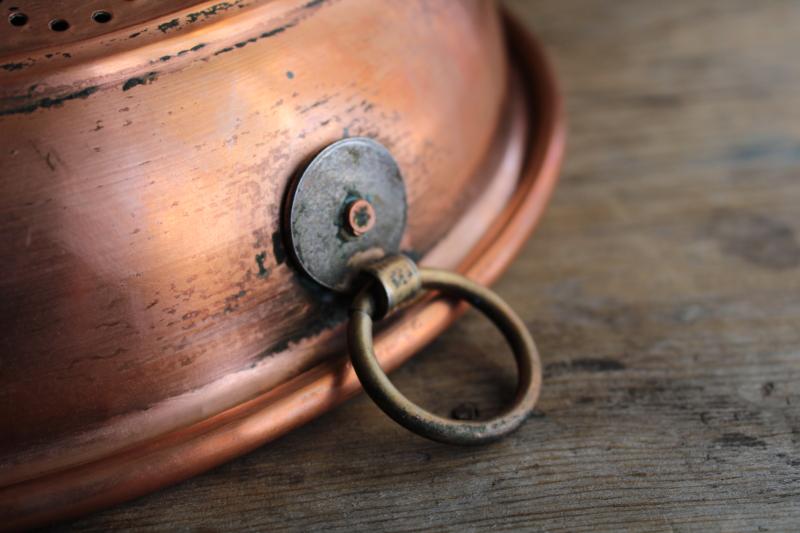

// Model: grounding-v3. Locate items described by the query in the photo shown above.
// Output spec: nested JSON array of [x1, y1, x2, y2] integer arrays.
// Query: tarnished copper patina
[[0, 0, 564, 527]]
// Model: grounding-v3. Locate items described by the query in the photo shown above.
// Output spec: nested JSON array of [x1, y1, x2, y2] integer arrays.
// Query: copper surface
[[0, 1, 564, 528], [1, 0, 507, 481]]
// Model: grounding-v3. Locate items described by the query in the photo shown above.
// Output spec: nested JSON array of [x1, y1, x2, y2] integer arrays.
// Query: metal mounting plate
[[284, 137, 407, 292]]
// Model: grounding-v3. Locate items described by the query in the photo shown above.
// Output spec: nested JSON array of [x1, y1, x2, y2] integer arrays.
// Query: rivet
[[346, 198, 376, 237]]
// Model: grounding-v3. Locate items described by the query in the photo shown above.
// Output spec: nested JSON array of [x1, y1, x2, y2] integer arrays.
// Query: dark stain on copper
[[256, 296, 347, 358], [0, 85, 99, 116], [1, 62, 29, 72], [213, 23, 294, 56], [177, 43, 206, 56], [255, 251, 270, 278], [182, 310, 202, 321], [150, 43, 205, 65], [187, 1, 243, 24], [298, 96, 330, 114], [228, 289, 247, 301], [43, 52, 69, 60], [235, 37, 257, 49], [261, 25, 292, 39], [122, 72, 158, 91], [224, 289, 248, 313], [157, 18, 180, 33]]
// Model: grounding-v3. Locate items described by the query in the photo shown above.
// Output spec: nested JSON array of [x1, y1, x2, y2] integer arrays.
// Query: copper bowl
[[0, 0, 563, 527]]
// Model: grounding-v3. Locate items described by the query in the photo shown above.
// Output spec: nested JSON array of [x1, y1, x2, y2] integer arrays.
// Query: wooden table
[[51, 1, 800, 531]]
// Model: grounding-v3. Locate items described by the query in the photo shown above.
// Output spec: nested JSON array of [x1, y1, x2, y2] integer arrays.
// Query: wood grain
[[47, 1, 800, 531]]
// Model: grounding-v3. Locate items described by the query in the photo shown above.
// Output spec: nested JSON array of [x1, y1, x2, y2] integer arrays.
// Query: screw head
[[346, 198, 376, 236]]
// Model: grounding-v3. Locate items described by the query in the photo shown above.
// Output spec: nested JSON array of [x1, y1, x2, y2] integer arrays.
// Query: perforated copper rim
[[1, 0, 228, 56]]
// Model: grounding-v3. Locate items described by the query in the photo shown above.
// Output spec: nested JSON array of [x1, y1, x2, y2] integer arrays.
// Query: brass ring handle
[[347, 255, 542, 445]]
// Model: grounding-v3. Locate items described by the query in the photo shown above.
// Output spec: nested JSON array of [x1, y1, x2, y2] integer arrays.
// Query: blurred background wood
[[48, 1, 800, 531]]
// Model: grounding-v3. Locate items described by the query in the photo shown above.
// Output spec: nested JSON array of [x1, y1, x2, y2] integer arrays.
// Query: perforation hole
[[8, 12, 28, 26], [92, 10, 112, 23], [49, 18, 69, 31]]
